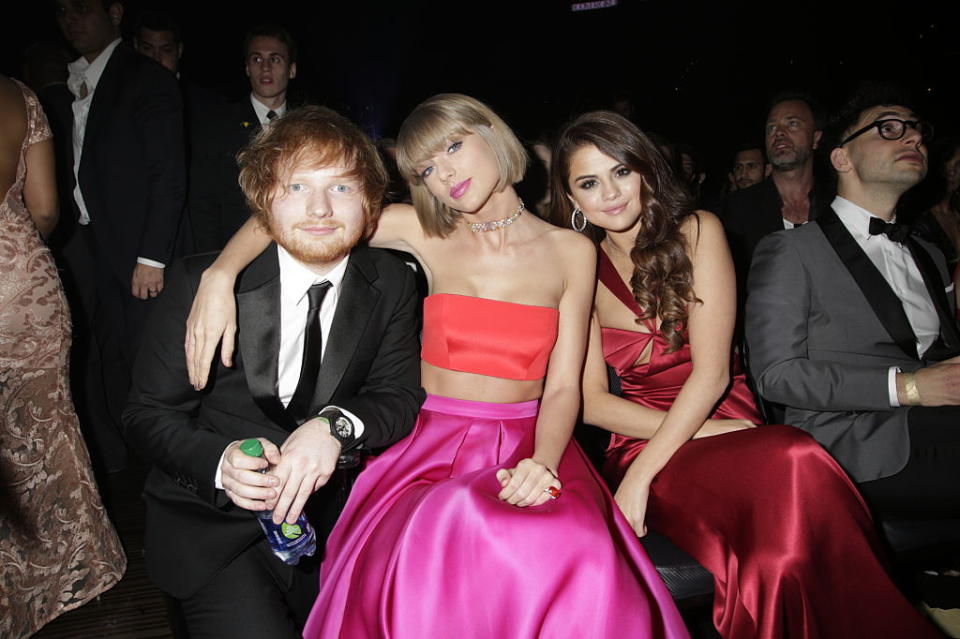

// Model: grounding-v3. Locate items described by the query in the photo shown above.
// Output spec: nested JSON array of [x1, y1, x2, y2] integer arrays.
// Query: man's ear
[[812, 129, 823, 150], [289, 62, 297, 80], [830, 146, 851, 174], [764, 164, 772, 178], [177, 43, 184, 61]]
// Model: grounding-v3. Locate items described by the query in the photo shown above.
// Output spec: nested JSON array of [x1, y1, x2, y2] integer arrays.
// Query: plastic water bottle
[[239, 438, 317, 565]]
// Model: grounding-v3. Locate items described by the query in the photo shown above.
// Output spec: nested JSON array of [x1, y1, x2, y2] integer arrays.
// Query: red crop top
[[421, 294, 560, 381]]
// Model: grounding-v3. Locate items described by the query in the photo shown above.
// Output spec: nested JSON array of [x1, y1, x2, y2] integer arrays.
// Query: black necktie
[[266, 109, 277, 121], [868, 217, 911, 243], [287, 281, 331, 422]]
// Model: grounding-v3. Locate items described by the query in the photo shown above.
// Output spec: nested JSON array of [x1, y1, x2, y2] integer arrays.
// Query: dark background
[[4, 0, 958, 183]]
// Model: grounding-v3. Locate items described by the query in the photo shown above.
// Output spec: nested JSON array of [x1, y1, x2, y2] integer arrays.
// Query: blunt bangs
[[396, 93, 527, 237]]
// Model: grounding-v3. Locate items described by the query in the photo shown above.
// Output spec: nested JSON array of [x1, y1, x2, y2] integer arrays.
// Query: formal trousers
[[302, 394, 689, 639]]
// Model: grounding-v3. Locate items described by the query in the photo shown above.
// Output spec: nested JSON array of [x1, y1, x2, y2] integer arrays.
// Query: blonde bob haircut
[[396, 94, 527, 237]]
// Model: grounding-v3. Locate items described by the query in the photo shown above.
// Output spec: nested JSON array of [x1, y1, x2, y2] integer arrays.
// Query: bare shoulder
[[541, 220, 596, 256], [681, 209, 725, 247]]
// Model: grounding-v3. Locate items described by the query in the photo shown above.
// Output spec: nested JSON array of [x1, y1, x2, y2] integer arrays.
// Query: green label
[[281, 523, 303, 539]]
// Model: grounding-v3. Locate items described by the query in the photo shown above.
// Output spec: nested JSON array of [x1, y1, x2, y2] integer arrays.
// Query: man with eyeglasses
[[746, 83, 960, 523]]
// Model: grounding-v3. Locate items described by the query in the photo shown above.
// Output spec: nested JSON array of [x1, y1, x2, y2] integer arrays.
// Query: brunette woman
[[552, 110, 939, 639]]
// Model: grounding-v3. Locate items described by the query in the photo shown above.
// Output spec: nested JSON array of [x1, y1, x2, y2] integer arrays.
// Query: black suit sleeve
[[122, 259, 232, 503], [134, 63, 187, 265], [334, 264, 425, 451]]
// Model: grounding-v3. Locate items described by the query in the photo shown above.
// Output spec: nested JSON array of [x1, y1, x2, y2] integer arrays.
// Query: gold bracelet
[[903, 372, 921, 406]]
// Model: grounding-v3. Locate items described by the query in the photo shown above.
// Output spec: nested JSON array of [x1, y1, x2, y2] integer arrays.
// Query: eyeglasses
[[838, 118, 933, 147]]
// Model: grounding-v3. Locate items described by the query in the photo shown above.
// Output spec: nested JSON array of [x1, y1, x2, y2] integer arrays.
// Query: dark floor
[[33, 461, 176, 639]]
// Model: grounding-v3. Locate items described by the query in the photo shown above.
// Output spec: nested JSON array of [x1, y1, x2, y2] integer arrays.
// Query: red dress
[[597, 250, 937, 639]]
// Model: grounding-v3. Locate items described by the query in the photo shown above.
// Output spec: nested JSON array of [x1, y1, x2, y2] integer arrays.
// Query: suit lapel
[[235, 98, 261, 141], [905, 237, 960, 357], [81, 46, 125, 159], [311, 249, 380, 409], [817, 207, 919, 360], [237, 245, 298, 430]]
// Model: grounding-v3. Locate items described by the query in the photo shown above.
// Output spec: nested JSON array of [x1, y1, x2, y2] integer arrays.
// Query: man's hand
[[905, 356, 960, 406], [220, 438, 281, 511], [132, 263, 165, 299], [269, 417, 342, 525]]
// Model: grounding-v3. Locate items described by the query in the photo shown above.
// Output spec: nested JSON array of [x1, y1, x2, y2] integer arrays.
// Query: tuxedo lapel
[[905, 237, 960, 357], [817, 207, 919, 360], [236, 246, 298, 430], [311, 249, 381, 409]]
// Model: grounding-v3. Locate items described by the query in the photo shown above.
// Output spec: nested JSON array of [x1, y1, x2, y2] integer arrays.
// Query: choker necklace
[[467, 200, 525, 233]]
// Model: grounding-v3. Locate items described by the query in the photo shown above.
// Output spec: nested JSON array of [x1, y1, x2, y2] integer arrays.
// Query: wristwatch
[[318, 407, 357, 450]]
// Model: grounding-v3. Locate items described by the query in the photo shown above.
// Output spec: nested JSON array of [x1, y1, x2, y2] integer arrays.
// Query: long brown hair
[[550, 111, 698, 351]]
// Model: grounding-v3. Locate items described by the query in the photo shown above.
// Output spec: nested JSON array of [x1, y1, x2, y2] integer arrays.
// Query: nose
[[307, 191, 332, 218], [902, 123, 923, 149], [602, 180, 620, 200], [435, 157, 455, 182]]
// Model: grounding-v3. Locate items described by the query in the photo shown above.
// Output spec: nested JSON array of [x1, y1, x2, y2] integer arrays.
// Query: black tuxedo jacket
[[189, 97, 262, 252], [122, 244, 425, 598], [57, 45, 186, 284]]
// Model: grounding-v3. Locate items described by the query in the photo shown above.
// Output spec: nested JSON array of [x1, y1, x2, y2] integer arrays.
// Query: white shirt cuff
[[888, 366, 901, 407], [137, 257, 166, 268], [214, 446, 229, 490]]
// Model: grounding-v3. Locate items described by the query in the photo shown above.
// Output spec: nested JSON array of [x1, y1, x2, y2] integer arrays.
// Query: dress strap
[[598, 248, 647, 320]]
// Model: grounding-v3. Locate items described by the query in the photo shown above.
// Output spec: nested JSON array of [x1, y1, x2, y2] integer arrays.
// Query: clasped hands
[[220, 418, 342, 525], [496, 458, 562, 508]]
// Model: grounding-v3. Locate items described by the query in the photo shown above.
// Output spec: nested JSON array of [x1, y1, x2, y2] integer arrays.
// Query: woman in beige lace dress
[[0, 75, 125, 639]]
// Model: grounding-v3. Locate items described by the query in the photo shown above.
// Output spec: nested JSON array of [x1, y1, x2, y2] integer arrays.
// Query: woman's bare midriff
[[421, 361, 545, 404]]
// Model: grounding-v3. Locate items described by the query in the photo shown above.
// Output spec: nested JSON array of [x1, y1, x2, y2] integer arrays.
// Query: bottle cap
[[239, 438, 264, 457]]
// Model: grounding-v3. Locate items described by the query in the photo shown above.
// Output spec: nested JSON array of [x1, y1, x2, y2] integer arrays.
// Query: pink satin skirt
[[302, 394, 688, 639]]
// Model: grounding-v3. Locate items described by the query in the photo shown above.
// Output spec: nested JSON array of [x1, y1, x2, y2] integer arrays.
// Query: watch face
[[334, 416, 352, 438]]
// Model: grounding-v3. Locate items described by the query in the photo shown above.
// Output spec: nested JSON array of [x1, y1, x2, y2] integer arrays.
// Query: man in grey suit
[[746, 84, 960, 520]]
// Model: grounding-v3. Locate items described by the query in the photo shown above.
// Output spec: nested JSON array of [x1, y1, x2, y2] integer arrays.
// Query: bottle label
[[281, 522, 303, 540]]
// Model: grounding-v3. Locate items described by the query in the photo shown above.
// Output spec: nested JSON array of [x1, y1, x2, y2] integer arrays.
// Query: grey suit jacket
[[745, 205, 958, 482]]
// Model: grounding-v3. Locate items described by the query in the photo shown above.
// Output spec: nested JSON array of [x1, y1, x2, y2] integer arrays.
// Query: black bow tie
[[868, 217, 911, 243]]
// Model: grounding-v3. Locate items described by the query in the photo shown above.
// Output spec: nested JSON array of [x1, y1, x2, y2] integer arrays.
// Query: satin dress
[[597, 250, 938, 639], [302, 294, 689, 639]]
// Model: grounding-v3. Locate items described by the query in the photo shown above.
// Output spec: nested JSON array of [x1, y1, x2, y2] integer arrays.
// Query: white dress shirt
[[250, 95, 286, 126], [831, 196, 942, 406], [67, 39, 164, 269], [214, 247, 363, 489]]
